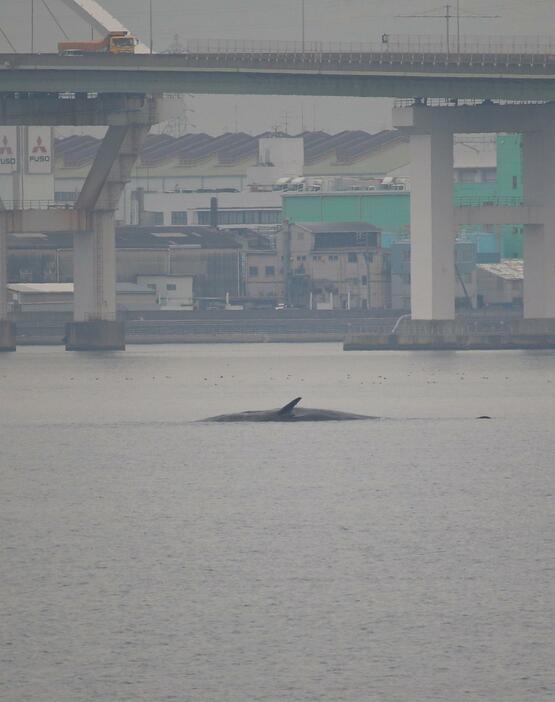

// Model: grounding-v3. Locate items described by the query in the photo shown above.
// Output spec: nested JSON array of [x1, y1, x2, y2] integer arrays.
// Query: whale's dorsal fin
[[278, 397, 302, 415]]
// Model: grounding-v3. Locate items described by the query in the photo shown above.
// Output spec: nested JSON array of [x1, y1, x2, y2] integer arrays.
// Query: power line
[[397, 3, 499, 55], [0, 24, 17, 53], [41, 0, 70, 40]]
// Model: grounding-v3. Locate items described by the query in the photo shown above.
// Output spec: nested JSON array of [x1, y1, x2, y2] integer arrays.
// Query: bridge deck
[[2, 52, 555, 99]]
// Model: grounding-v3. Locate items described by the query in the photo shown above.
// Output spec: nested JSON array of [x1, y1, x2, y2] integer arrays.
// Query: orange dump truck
[[58, 30, 138, 55]]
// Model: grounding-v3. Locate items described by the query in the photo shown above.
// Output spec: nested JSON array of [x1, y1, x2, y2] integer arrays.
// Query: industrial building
[[8, 282, 158, 313], [53, 130, 409, 230], [243, 221, 389, 310], [7, 225, 241, 305], [282, 134, 524, 260], [476, 260, 523, 307]]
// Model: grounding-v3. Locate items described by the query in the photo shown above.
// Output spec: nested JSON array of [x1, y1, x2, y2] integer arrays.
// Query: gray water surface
[[1, 344, 554, 701]]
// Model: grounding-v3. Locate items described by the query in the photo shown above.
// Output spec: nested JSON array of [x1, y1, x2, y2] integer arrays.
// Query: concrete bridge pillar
[[409, 128, 455, 320], [522, 129, 555, 318], [66, 210, 124, 351], [0, 212, 16, 351], [65, 119, 155, 350]]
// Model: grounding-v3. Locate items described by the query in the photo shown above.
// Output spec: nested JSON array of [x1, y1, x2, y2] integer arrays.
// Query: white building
[[8, 282, 158, 313], [476, 260, 523, 307], [137, 189, 283, 229], [136, 274, 194, 310]]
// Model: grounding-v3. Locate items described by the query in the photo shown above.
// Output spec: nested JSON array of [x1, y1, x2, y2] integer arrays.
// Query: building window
[[151, 211, 164, 225], [198, 209, 282, 226], [166, 283, 177, 291], [483, 169, 497, 182], [460, 169, 477, 183], [265, 266, 275, 276], [361, 276, 368, 286], [512, 176, 518, 190], [171, 211, 188, 225], [249, 266, 259, 277], [348, 253, 358, 263], [328, 255, 339, 261], [54, 191, 79, 202]]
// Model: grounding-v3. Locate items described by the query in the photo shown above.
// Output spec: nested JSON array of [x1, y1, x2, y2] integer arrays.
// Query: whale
[[203, 397, 377, 422]]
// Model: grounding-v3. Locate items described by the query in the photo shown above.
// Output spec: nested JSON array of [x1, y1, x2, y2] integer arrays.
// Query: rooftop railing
[[1, 200, 75, 210], [455, 195, 524, 207]]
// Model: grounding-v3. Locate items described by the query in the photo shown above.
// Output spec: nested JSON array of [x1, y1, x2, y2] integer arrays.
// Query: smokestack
[[210, 197, 219, 229]]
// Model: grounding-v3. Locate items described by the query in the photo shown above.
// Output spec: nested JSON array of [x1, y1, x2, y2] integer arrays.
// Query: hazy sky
[[2, 1, 555, 135]]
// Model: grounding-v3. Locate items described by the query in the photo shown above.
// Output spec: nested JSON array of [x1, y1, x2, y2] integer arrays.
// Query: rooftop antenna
[[396, 3, 499, 56], [282, 111, 290, 135]]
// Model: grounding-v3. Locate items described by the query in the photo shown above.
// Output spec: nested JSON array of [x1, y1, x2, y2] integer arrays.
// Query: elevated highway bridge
[[2, 48, 555, 99], [2, 41, 555, 349]]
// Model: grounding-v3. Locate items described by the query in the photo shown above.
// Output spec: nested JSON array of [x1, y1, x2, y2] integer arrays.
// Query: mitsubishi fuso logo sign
[[0, 128, 17, 173], [27, 127, 52, 173]]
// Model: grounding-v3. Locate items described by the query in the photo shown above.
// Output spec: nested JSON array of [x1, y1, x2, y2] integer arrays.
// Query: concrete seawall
[[344, 318, 555, 350], [15, 312, 396, 346]]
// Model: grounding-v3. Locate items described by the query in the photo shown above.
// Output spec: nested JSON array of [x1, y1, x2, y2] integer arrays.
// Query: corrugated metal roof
[[303, 129, 406, 165], [8, 226, 240, 251], [477, 260, 523, 280], [296, 221, 381, 234], [54, 130, 407, 169], [116, 226, 241, 250], [8, 283, 74, 293], [9, 283, 156, 294]]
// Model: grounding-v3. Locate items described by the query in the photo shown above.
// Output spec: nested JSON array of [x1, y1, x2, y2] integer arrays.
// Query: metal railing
[[0, 200, 75, 210], [394, 98, 549, 108], [179, 34, 555, 56], [455, 195, 524, 207]]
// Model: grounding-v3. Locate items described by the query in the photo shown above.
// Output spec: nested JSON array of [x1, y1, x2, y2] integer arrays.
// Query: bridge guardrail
[[181, 34, 555, 56]]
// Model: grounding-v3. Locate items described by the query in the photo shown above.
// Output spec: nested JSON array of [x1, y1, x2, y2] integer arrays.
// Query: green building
[[283, 134, 523, 258]]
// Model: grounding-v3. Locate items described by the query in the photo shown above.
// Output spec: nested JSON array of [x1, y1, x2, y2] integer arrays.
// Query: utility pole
[[397, 5, 453, 55], [397, 2, 499, 56], [301, 0, 305, 53], [456, 0, 460, 55], [149, 0, 153, 54], [31, 0, 34, 53]]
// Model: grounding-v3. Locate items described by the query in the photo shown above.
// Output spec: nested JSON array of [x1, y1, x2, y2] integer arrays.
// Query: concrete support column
[[409, 129, 455, 320], [523, 225, 555, 318], [68, 211, 124, 350], [73, 211, 117, 322], [522, 129, 555, 318], [0, 213, 16, 351], [0, 213, 7, 322]]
